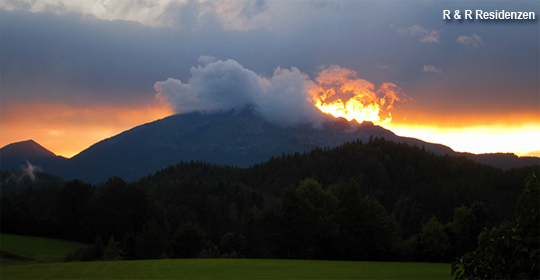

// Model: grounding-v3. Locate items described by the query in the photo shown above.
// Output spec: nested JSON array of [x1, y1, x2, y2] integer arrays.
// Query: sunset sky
[[1, 0, 539, 158]]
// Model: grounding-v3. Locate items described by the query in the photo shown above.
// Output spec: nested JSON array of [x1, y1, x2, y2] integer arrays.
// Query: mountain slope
[[65, 109, 455, 183], [0, 140, 67, 173]]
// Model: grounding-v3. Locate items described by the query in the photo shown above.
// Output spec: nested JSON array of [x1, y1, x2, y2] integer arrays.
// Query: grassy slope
[[0, 234, 451, 279], [1, 258, 452, 280], [0, 234, 89, 263]]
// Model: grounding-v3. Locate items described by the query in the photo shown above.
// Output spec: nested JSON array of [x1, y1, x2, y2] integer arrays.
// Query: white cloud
[[398, 25, 440, 43], [457, 34, 482, 47], [257, 67, 322, 127], [154, 57, 323, 127], [423, 65, 442, 74], [154, 57, 407, 127], [154, 56, 262, 114]]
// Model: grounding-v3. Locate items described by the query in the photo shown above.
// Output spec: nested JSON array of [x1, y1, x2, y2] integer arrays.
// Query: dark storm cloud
[[1, 0, 539, 115], [0, 10, 183, 106]]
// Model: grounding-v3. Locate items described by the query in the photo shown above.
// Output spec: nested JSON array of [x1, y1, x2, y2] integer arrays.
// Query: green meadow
[[1, 258, 451, 280], [0, 233, 89, 264], [1, 234, 451, 280]]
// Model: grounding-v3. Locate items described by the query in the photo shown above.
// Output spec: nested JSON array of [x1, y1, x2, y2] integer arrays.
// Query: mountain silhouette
[[1, 109, 537, 184], [1, 139, 56, 158], [0, 139, 68, 173], [67, 108, 454, 183]]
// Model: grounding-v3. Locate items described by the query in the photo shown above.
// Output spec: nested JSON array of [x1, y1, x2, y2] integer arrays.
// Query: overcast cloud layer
[[1, 0, 539, 155], [2, 1, 538, 111]]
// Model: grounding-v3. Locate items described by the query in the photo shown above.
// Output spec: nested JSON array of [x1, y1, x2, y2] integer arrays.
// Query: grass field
[[0, 234, 452, 279], [0, 233, 89, 264], [1, 258, 452, 279]]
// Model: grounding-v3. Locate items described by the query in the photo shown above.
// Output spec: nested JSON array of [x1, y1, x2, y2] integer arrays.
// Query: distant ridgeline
[[0, 109, 538, 185], [1, 137, 538, 265]]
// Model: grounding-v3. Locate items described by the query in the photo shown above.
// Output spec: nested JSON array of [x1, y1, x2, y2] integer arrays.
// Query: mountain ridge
[[65, 109, 415, 182], [1, 109, 538, 183]]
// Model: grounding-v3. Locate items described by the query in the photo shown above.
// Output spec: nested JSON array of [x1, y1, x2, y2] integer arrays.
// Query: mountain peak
[[0, 139, 67, 173], [64, 110, 416, 183], [1, 139, 57, 158]]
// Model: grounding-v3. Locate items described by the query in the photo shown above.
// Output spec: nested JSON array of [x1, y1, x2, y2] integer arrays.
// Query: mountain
[[462, 152, 539, 170], [1, 109, 537, 184], [0, 140, 68, 173], [1, 139, 56, 159], [65, 108, 454, 183]]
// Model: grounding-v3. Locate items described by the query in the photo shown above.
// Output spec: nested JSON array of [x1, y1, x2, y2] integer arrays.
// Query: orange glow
[[313, 96, 382, 123], [0, 102, 173, 158], [378, 110, 540, 156], [383, 122, 540, 157], [308, 66, 408, 124], [303, 66, 539, 157]]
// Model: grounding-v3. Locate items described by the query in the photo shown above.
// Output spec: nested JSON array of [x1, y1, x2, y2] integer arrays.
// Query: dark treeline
[[1, 137, 538, 263]]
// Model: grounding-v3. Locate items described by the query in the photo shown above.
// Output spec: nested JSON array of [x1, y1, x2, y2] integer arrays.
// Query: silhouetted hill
[[461, 152, 540, 170], [1, 140, 55, 159], [0, 140, 68, 173]]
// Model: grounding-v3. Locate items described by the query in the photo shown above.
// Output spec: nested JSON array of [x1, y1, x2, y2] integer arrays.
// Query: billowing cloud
[[155, 57, 407, 127], [398, 25, 440, 43], [423, 65, 442, 74], [155, 57, 324, 127], [155, 56, 262, 114], [258, 67, 323, 127], [309, 66, 409, 123], [457, 34, 482, 47]]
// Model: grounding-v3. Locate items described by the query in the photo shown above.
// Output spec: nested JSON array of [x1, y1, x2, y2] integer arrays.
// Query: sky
[[1, 0, 539, 158]]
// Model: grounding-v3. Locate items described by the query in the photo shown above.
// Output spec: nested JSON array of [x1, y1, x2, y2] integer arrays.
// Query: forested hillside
[[1, 137, 537, 262]]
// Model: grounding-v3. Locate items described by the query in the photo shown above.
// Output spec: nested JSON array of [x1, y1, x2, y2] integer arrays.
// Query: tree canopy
[[1, 138, 537, 263]]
